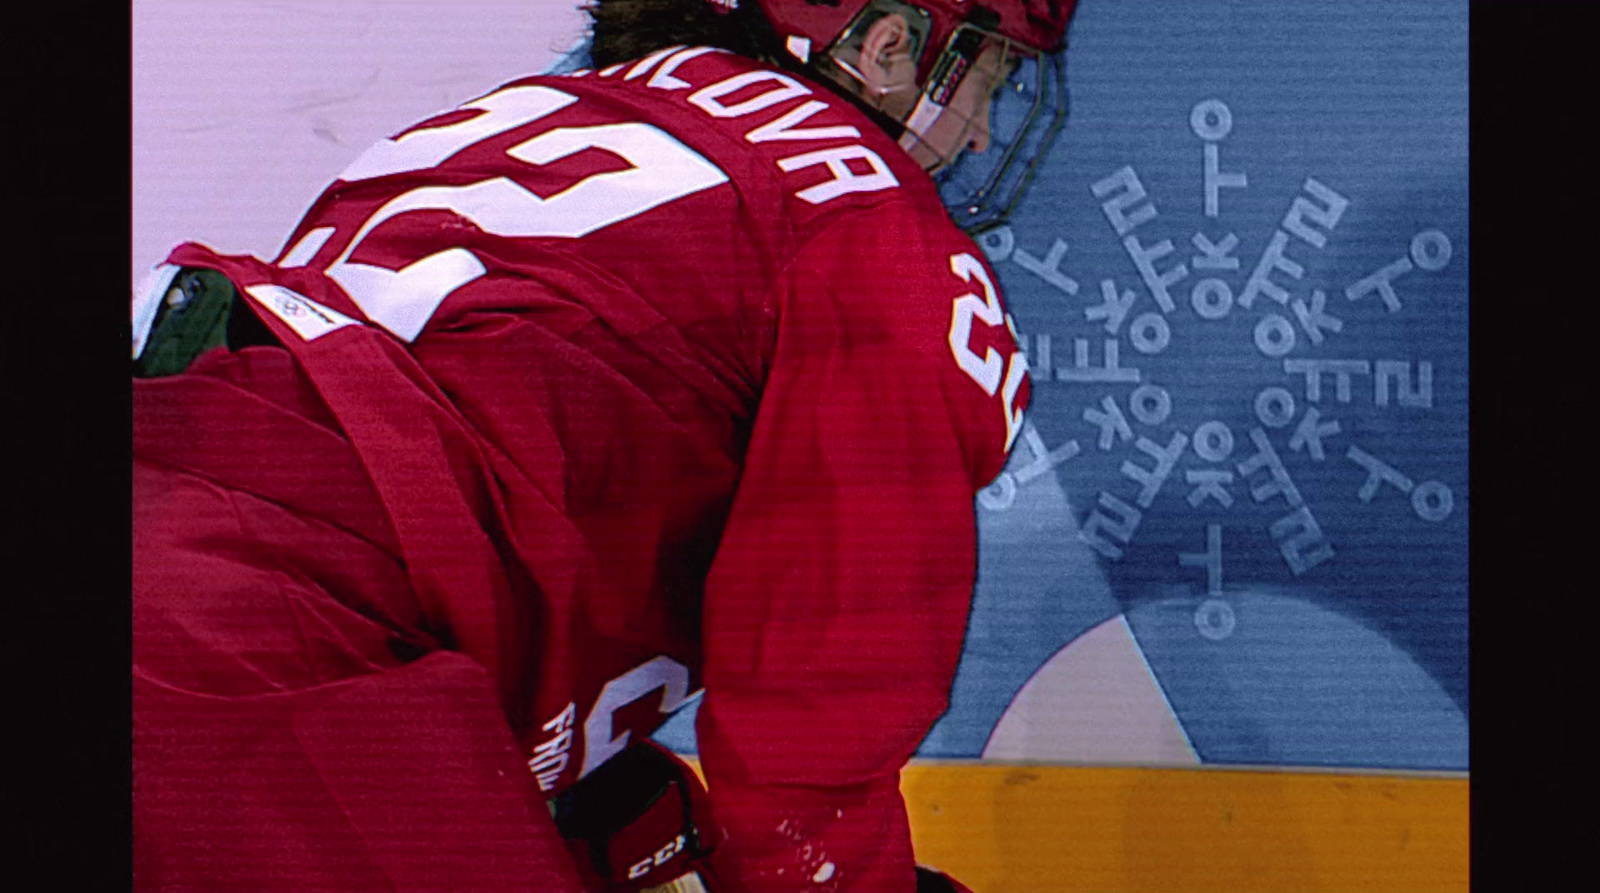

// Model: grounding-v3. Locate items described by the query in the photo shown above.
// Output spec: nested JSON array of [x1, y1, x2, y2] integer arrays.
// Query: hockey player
[[132, 1, 1076, 891]]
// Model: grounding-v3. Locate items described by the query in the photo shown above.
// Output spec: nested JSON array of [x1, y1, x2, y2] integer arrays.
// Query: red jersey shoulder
[[783, 199, 1030, 488], [546, 46, 940, 242], [252, 47, 944, 347]]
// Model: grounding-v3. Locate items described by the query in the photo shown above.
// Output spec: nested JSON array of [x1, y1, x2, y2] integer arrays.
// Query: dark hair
[[584, 0, 787, 69], [582, 0, 912, 140]]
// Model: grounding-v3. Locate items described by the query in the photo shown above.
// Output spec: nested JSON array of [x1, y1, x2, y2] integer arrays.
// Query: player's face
[[905, 40, 1015, 174]]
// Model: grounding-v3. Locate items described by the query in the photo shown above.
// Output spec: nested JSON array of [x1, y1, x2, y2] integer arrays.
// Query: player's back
[[282, 46, 940, 480], [271, 46, 939, 526], [149, 45, 966, 788]]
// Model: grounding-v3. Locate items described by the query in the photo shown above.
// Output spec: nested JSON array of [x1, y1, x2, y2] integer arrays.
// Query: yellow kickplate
[[900, 762, 1467, 893], [677, 758, 1466, 892]]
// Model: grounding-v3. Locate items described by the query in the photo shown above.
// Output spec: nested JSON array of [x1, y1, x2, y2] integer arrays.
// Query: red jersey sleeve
[[695, 201, 1029, 893]]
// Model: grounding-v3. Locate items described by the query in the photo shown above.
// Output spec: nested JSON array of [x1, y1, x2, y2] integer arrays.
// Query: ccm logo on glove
[[628, 834, 688, 880]]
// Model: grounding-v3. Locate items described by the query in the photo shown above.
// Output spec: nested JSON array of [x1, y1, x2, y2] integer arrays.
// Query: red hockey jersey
[[150, 46, 1029, 892]]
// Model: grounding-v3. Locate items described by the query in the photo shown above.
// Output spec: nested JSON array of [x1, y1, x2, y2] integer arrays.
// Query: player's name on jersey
[[577, 46, 902, 207]]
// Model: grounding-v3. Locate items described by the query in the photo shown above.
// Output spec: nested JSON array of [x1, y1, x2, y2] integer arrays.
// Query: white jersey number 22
[[283, 84, 729, 342]]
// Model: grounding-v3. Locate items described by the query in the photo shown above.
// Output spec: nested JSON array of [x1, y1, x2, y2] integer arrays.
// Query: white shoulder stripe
[[131, 263, 181, 359], [243, 284, 361, 342]]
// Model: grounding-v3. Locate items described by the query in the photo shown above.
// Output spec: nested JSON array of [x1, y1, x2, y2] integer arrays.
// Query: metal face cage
[[931, 30, 1068, 235]]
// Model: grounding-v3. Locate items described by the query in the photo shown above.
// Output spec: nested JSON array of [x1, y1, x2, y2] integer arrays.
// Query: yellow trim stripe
[[901, 762, 1468, 893], [683, 759, 1466, 892]]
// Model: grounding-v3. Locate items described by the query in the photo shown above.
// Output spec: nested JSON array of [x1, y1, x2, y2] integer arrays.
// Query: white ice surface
[[133, 1, 589, 282]]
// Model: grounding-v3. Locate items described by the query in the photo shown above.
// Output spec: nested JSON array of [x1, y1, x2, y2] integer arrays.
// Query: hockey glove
[[550, 741, 723, 893]]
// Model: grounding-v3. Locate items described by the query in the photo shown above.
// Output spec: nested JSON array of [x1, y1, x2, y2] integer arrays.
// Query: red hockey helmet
[[751, 0, 1074, 81], [743, 0, 1079, 233]]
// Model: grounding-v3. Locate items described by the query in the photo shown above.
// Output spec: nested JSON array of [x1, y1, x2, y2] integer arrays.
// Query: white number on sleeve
[[948, 252, 1026, 451], [948, 253, 1006, 394]]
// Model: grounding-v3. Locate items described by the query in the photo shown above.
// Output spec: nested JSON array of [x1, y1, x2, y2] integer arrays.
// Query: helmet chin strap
[[897, 92, 952, 169], [897, 91, 994, 174]]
